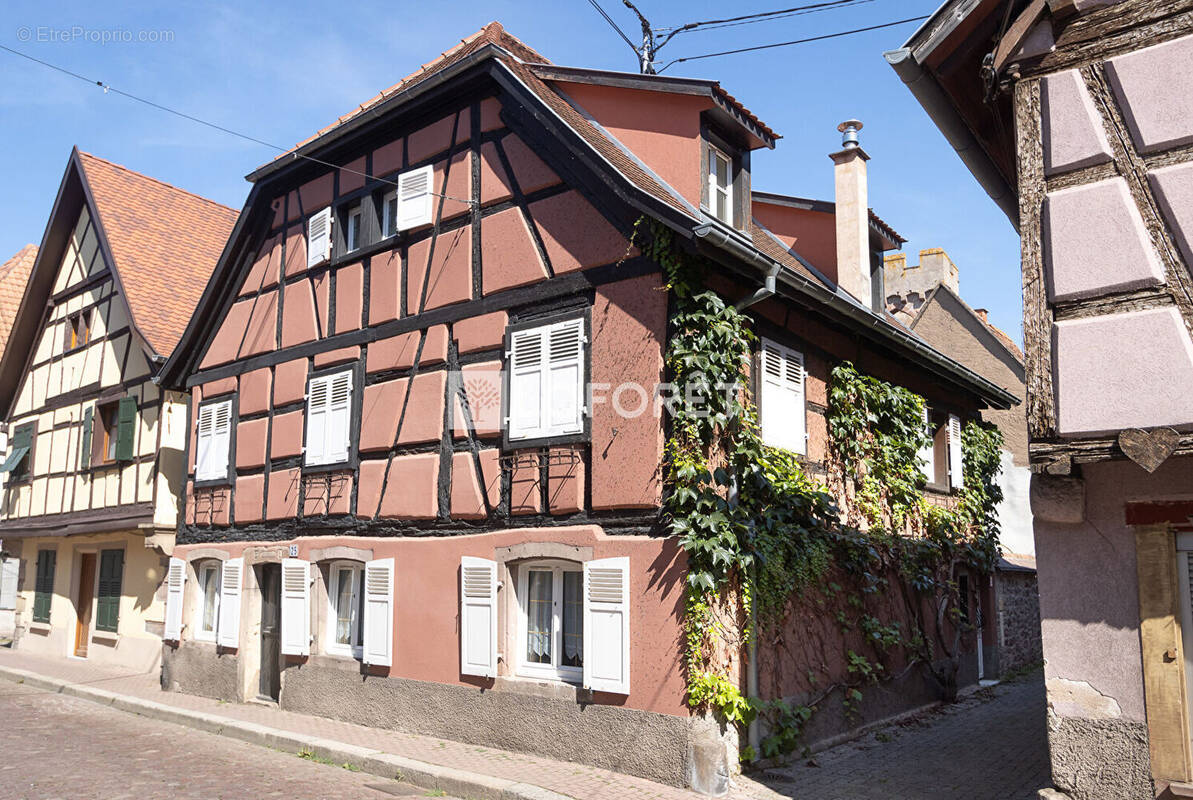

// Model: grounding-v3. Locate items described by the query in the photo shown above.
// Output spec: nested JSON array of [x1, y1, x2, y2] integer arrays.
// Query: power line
[[663, 0, 875, 35], [585, 0, 641, 54], [0, 42, 404, 189], [655, 0, 865, 34], [656, 15, 930, 72]]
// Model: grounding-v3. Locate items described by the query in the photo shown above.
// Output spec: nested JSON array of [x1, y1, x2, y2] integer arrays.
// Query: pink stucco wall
[[172, 526, 689, 717], [562, 83, 709, 211]]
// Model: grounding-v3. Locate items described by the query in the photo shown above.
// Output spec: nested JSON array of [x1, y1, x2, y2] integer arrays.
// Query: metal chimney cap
[[837, 119, 863, 148]]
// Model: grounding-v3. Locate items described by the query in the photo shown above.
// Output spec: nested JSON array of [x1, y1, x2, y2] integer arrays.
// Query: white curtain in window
[[526, 570, 552, 662]]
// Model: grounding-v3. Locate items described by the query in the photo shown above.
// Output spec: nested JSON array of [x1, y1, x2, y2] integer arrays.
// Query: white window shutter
[[508, 328, 545, 440], [0, 558, 19, 610], [325, 371, 352, 464], [785, 348, 806, 455], [460, 556, 497, 677], [397, 165, 434, 231], [305, 376, 329, 466], [918, 406, 935, 484], [948, 414, 965, 490], [217, 558, 243, 648], [195, 404, 215, 480], [546, 319, 584, 437], [280, 558, 311, 656], [212, 402, 232, 480], [759, 339, 806, 454], [362, 558, 395, 667], [164, 557, 186, 641], [307, 207, 333, 268], [583, 556, 630, 695], [197, 401, 232, 482]]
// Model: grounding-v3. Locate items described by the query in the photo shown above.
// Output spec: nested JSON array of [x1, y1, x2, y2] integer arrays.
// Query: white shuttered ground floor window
[[463, 555, 630, 695]]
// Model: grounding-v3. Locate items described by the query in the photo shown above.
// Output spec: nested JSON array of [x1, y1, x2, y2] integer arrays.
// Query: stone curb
[[0, 665, 573, 800]]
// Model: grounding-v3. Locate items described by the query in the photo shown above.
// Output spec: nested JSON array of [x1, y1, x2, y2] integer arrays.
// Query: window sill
[[92, 629, 119, 643], [494, 674, 591, 703], [307, 653, 364, 672], [28, 621, 51, 633], [301, 460, 356, 476]]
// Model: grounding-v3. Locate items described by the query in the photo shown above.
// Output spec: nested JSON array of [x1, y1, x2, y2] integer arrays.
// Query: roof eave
[[526, 63, 779, 149], [884, 41, 1019, 230]]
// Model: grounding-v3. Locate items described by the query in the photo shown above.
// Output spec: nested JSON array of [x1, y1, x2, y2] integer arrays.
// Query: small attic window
[[64, 310, 91, 352]]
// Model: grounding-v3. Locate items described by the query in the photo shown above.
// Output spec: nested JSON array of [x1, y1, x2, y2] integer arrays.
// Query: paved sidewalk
[[736, 675, 1051, 800], [0, 649, 1049, 800], [0, 648, 739, 800], [1, 682, 453, 799]]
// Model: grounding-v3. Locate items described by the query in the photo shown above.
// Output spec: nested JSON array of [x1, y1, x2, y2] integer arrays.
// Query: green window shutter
[[95, 549, 123, 633], [115, 397, 137, 462], [79, 407, 93, 469], [12, 424, 32, 450], [33, 550, 55, 624]]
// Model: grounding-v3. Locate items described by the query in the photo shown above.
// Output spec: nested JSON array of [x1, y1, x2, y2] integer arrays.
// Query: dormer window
[[709, 147, 733, 225]]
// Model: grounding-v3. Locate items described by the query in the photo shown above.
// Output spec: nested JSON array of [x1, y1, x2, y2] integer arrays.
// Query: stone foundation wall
[[161, 644, 714, 788], [998, 571, 1043, 674]]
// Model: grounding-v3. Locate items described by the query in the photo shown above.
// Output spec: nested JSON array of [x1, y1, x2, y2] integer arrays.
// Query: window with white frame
[[195, 399, 233, 482], [517, 561, 584, 682], [507, 316, 585, 442], [194, 562, 221, 642], [708, 148, 733, 225], [758, 338, 806, 454], [381, 190, 398, 238], [345, 204, 363, 252], [325, 561, 364, 658], [305, 369, 353, 466]]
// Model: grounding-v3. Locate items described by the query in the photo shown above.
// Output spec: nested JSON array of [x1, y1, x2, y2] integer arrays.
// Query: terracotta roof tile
[[77, 152, 238, 356], [0, 244, 36, 358]]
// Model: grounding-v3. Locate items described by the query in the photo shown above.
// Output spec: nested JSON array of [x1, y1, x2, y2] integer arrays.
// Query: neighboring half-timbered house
[[890, 2, 1193, 796], [0, 149, 236, 670], [0, 244, 37, 639], [157, 23, 1015, 787]]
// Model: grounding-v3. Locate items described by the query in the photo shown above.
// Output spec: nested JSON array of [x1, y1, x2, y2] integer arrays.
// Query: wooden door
[[258, 563, 281, 701], [74, 553, 96, 657]]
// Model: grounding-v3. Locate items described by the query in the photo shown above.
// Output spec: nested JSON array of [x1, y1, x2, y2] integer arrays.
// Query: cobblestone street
[[738, 674, 1050, 800], [0, 682, 454, 800]]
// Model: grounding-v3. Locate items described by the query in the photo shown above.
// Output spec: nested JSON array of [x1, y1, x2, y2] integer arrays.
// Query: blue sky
[[0, 0, 1022, 342]]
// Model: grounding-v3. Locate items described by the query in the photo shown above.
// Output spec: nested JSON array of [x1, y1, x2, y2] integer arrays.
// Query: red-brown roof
[[77, 152, 238, 356], [0, 244, 36, 358]]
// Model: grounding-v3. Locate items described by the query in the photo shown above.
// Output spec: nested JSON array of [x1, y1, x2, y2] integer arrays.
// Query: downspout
[[692, 224, 781, 310], [694, 223, 770, 756]]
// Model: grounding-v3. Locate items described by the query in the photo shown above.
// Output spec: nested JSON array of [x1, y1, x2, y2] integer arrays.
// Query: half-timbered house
[[0, 149, 236, 670], [0, 244, 37, 639], [158, 23, 1016, 787]]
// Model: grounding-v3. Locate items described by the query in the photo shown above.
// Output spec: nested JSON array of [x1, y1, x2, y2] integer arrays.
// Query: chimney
[[830, 120, 875, 310], [974, 308, 989, 323]]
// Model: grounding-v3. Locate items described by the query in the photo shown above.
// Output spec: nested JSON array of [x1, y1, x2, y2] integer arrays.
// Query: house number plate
[[289, 544, 298, 557]]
